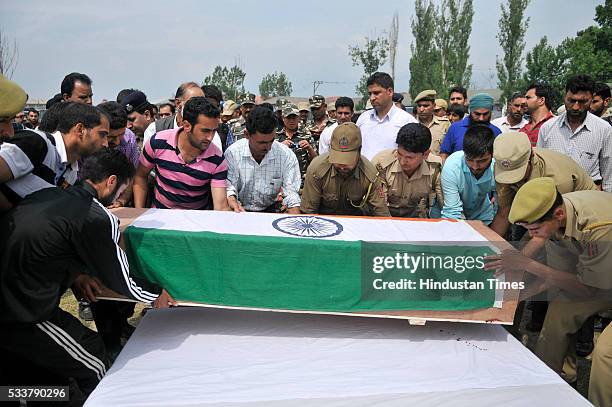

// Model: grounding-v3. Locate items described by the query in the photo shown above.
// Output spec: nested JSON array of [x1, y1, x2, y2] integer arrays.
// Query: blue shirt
[[440, 117, 502, 155], [433, 151, 497, 225]]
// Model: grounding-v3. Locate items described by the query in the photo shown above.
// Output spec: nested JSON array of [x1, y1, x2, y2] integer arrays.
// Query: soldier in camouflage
[[228, 93, 256, 141], [276, 103, 317, 182], [306, 94, 336, 151], [275, 98, 289, 132]]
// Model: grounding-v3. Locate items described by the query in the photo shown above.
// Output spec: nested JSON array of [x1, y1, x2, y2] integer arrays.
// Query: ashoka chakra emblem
[[272, 216, 343, 238]]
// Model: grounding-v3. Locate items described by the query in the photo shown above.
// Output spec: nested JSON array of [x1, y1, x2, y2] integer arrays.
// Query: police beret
[[413, 90, 436, 104], [509, 177, 558, 224], [0, 75, 27, 120]]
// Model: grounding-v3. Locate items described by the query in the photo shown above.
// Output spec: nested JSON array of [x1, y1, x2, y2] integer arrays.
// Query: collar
[[529, 151, 545, 178], [389, 152, 432, 179], [460, 155, 494, 182], [79, 180, 99, 199], [459, 116, 472, 127], [170, 127, 217, 163], [52, 131, 79, 171], [560, 112, 595, 133], [369, 104, 397, 123], [241, 139, 277, 164], [330, 159, 361, 180]]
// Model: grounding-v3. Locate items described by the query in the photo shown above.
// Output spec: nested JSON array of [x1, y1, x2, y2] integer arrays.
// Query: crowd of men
[[0, 69, 611, 406]]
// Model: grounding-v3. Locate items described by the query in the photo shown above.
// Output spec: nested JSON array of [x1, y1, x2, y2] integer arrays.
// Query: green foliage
[[436, 0, 474, 89], [409, 0, 444, 98], [348, 34, 389, 109], [203, 65, 246, 101], [496, 0, 530, 104], [520, 36, 567, 108], [259, 72, 293, 99]]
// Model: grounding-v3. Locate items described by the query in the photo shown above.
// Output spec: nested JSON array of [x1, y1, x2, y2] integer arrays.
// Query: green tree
[[258, 71, 293, 99], [203, 65, 246, 100], [436, 0, 474, 90], [496, 0, 530, 104], [520, 36, 567, 108], [409, 0, 444, 98], [348, 33, 389, 109]]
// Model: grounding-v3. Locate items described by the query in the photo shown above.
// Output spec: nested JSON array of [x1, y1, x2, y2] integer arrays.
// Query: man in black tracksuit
[[0, 148, 173, 398]]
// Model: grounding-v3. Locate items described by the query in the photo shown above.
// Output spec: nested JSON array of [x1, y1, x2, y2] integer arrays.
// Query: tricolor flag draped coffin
[[123, 210, 500, 311]]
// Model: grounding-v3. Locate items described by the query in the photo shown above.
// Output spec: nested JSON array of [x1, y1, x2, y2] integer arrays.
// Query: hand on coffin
[[73, 273, 106, 303], [152, 289, 178, 309], [484, 249, 534, 276], [228, 196, 245, 213]]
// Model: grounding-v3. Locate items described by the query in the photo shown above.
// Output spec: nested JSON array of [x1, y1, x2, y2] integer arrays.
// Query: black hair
[[39, 102, 70, 133], [175, 82, 200, 99], [448, 86, 468, 99], [509, 92, 525, 103], [259, 102, 275, 112], [61, 72, 92, 97], [534, 190, 564, 223], [182, 97, 221, 128], [335, 97, 354, 111], [116, 88, 138, 103], [202, 84, 223, 104], [565, 74, 595, 94], [366, 72, 394, 89], [80, 147, 135, 187], [525, 82, 554, 110], [396, 123, 432, 154], [448, 104, 466, 116], [159, 103, 176, 114], [28, 108, 39, 115], [97, 101, 127, 130], [46, 93, 63, 109], [593, 82, 611, 100], [57, 103, 106, 134], [246, 106, 278, 135], [463, 124, 495, 158]]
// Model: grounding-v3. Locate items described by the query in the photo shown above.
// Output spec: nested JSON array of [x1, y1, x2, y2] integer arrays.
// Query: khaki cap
[[493, 132, 533, 184], [329, 122, 362, 165], [0, 75, 28, 120], [282, 103, 300, 117], [327, 104, 336, 112], [434, 98, 448, 110], [508, 177, 558, 224], [413, 89, 436, 104], [309, 94, 325, 109], [222, 100, 238, 116], [297, 102, 310, 112]]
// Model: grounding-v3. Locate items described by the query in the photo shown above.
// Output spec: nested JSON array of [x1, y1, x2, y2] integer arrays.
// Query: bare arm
[[132, 164, 151, 208], [211, 187, 230, 211]]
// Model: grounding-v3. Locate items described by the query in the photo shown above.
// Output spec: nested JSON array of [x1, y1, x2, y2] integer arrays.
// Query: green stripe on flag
[[124, 226, 496, 311]]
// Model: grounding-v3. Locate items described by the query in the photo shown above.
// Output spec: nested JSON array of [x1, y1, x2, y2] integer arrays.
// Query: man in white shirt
[[318, 97, 355, 155], [225, 106, 301, 213], [356, 72, 417, 160], [491, 92, 529, 132]]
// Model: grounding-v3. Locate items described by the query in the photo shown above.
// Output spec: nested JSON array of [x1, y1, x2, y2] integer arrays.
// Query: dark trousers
[[0, 308, 107, 398], [91, 300, 135, 350]]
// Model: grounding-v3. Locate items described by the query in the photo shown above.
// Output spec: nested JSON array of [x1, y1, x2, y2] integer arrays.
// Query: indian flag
[[124, 210, 499, 312]]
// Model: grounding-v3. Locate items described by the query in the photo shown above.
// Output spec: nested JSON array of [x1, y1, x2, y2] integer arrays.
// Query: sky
[[0, 0, 604, 102]]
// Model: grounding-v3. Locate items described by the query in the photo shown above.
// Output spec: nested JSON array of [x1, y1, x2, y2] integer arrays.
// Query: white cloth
[[143, 116, 223, 152], [537, 111, 612, 191], [318, 122, 338, 155], [224, 139, 301, 210], [490, 116, 529, 133], [356, 104, 417, 160], [85, 307, 588, 407]]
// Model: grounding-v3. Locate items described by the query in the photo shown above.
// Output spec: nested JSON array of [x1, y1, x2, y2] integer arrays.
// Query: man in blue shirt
[[440, 93, 501, 161], [434, 124, 497, 225]]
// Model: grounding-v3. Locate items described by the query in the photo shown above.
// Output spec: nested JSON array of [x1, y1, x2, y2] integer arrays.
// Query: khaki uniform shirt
[[545, 191, 612, 290], [497, 148, 597, 209], [419, 116, 450, 156], [300, 153, 390, 217], [371, 149, 444, 218]]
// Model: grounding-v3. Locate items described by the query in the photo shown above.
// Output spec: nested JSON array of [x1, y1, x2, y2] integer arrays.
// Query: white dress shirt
[[491, 116, 529, 133], [224, 139, 301, 211], [318, 122, 338, 155], [356, 105, 417, 160]]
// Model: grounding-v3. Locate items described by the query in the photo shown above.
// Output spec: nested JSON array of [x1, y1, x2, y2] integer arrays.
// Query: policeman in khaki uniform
[[490, 131, 597, 248], [276, 103, 316, 181], [371, 123, 443, 218], [229, 93, 256, 142], [300, 122, 390, 217], [485, 177, 612, 406], [413, 90, 450, 156]]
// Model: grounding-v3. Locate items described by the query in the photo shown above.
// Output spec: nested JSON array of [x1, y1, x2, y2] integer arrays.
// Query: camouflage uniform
[[276, 104, 316, 182], [229, 93, 256, 142], [306, 94, 336, 151]]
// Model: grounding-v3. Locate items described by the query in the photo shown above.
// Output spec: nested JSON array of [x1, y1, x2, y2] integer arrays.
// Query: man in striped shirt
[[133, 97, 230, 210]]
